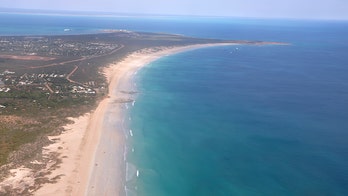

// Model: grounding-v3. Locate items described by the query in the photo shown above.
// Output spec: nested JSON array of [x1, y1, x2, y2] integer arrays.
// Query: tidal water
[[2, 13, 348, 195], [127, 19, 348, 195]]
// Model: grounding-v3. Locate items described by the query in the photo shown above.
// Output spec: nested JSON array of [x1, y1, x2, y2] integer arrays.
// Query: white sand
[[0, 167, 35, 194]]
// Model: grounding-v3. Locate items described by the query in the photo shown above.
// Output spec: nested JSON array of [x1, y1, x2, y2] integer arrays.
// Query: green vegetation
[[0, 122, 42, 165], [0, 89, 99, 166]]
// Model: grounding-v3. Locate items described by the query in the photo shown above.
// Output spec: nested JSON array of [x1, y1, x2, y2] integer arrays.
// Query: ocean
[[1, 12, 348, 195]]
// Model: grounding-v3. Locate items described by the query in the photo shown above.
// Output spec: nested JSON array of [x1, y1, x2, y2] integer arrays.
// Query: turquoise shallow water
[[127, 26, 348, 195], [1, 13, 348, 195]]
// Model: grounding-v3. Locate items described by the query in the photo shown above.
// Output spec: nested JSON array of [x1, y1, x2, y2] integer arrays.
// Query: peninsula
[[0, 31, 286, 195]]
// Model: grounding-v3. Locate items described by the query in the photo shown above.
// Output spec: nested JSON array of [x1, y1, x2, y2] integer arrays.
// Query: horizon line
[[0, 7, 347, 22]]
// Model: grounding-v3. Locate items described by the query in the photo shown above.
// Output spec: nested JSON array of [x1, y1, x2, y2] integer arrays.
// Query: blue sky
[[1, 0, 347, 20]]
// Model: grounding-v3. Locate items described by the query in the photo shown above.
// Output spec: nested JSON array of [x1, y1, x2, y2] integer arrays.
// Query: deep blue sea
[[1, 12, 348, 195]]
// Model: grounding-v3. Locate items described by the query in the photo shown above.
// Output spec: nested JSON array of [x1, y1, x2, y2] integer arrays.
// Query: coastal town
[[0, 70, 101, 106], [0, 31, 237, 113], [0, 33, 120, 57], [0, 33, 126, 111]]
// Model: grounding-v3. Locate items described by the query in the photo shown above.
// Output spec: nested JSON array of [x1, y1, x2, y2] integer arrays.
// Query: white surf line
[[123, 146, 127, 161], [129, 129, 133, 137]]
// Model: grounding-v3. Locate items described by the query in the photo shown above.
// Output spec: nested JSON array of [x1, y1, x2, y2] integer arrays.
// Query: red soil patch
[[0, 55, 55, 61]]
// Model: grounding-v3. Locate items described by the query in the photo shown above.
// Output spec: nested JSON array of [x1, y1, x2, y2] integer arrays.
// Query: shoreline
[[31, 43, 236, 195]]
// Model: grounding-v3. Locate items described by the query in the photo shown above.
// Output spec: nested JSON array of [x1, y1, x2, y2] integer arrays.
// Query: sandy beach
[[29, 43, 234, 196]]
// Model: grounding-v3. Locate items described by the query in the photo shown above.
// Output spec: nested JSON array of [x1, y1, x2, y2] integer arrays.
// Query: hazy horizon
[[0, 0, 347, 20], [1, 7, 348, 22]]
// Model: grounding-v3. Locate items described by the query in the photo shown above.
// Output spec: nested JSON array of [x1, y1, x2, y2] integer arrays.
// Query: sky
[[0, 0, 347, 20]]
